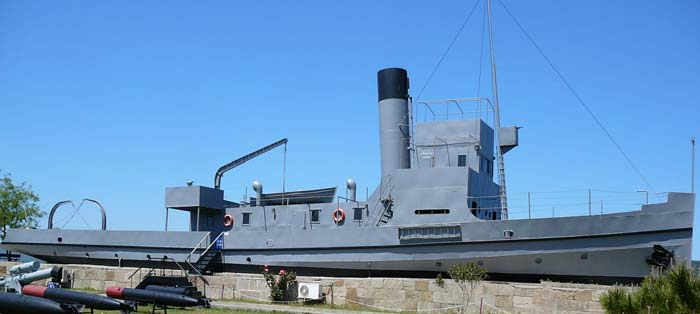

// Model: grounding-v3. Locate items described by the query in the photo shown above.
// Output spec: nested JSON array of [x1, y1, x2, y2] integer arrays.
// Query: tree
[[446, 262, 488, 313], [0, 172, 44, 240]]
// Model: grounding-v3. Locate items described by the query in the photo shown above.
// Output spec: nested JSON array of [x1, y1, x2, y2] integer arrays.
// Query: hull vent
[[399, 225, 461, 241]]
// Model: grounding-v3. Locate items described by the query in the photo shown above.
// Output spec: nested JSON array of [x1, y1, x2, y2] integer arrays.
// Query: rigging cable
[[475, 0, 487, 136], [496, 0, 654, 191], [59, 206, 81, 229], [75, 211, 93, 229], [414, 0, 482, 102], [476, 0, 487, 102], [58, 200, 94, 229]]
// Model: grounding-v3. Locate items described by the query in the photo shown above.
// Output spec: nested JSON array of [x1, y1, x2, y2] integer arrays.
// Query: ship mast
[[486, 0, 509, 219]]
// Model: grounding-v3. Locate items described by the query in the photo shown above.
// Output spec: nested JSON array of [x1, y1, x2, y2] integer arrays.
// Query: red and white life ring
[[223, 214, 234, 227], [332, 209, 345, 223]]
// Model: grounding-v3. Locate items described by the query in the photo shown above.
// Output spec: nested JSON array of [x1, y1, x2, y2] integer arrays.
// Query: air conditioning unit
[[297, 282, 322, 300]]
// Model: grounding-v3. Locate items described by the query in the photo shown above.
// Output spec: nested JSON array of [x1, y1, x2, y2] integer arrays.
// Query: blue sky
[[1, 1, 699, 256]]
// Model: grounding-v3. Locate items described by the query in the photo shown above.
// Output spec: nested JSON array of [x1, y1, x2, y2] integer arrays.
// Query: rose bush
[[261, 265, 297, 301]]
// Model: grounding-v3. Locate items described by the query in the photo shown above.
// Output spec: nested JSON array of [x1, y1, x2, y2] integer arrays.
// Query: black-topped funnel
[[377, 68, 409, 101], [377, 68, 411, 179]]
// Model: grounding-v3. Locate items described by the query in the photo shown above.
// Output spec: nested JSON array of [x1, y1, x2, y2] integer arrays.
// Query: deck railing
[[414, 97, 495, 123]]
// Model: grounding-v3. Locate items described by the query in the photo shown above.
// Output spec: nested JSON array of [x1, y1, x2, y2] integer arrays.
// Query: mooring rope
[[481, 300, 513, 314], [220, 284, 513, 314], [222, 286, 299, 304]]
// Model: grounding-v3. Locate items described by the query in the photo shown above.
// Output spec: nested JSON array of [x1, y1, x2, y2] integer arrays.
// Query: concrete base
[[0, 262, 612, 313]]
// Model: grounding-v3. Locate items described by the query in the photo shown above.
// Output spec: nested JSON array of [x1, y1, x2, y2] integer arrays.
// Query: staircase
[[190, 250, 221, 275], [135, 275, 190, 289], [135, 276, 206, 302], [185, 232, 224, 276], [127, 257, 210, 307]]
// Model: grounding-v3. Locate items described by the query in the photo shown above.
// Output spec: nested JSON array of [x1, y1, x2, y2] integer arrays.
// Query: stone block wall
[[0, 262, 612, 313]]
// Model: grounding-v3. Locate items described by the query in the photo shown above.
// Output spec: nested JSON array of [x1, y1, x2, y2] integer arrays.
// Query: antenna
[[487, 0, 509, 219], [692, 136, 695, 193]]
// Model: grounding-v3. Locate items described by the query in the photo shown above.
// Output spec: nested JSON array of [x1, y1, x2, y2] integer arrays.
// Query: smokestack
[[252, 181, 263, 206], [346, 179, 357, 202], [377, 68, 411, 179]]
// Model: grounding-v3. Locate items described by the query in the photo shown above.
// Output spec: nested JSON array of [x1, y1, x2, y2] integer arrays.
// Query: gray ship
[[1, 66, 694, 284]]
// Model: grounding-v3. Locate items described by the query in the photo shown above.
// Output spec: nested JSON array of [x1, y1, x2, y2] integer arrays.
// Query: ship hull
[[2, 227, 691, 284], [2, 193, 693, 284]]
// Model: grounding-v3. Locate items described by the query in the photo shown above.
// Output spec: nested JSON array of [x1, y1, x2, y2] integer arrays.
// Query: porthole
[[114, 253, 119, 258], [85, 252, 90, 257], [580, 253, 588, 260], [57, 237, 63, 243], [246, 257, 252, 263], [435, 262, 443, 267], [535, 257, 543, 264], [146, 254, 151, 259], [477, 260, 484, 266]]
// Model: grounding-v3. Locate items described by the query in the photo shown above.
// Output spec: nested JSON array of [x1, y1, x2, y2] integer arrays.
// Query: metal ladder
[[366, 175, 395, 226]]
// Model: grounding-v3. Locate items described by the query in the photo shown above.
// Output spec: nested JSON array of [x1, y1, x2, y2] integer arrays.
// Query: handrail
[[169, 258, 190, 278], [186, 232, 211, 263], [449, 99, 464, 118], [142, 262, 163, 279], [417, 97, 493, 108], [184, 260, 210, 285], [199, 232, 225, 260], [127, 258, 153, 280], [366, 175, 394, 226], [129, 257, 189, 280], [336, 196, 360, 208], [185, 260, 202, 275], [184, 231, 224, 286], [128, 256, 210, 288], [415, 97, 495, 123], [246, 193, 336, 203], [366, 189, 383, 226]]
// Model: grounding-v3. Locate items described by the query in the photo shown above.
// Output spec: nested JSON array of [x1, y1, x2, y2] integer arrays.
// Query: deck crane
[[213, 138, 288, 190]]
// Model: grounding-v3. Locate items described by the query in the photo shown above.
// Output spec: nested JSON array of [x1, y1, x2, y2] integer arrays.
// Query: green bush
[[600, 263, 700, 314], [600, 287, 635, 314], [261, 265, 297, 301], [441, 262, 488, 314]]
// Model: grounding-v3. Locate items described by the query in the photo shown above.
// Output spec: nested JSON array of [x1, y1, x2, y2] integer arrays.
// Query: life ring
[[332, 209, 345, 223], [223, 214, 234, 227]]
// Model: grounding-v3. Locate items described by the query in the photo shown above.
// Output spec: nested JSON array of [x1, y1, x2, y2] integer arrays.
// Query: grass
[[97, 305, 282, 313], [64, 289, 289, 313], [68, 288, 397, 313], [87, 301, 385, 314], [69, 288, 392, 313], [221, 297, 397, 313]]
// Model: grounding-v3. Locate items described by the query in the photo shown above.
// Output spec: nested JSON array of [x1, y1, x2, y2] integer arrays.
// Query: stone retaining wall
[[0, 262, 612, 313]]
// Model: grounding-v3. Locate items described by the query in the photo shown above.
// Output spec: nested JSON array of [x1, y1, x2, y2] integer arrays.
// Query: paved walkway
[[211, 300, 384, 314]]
